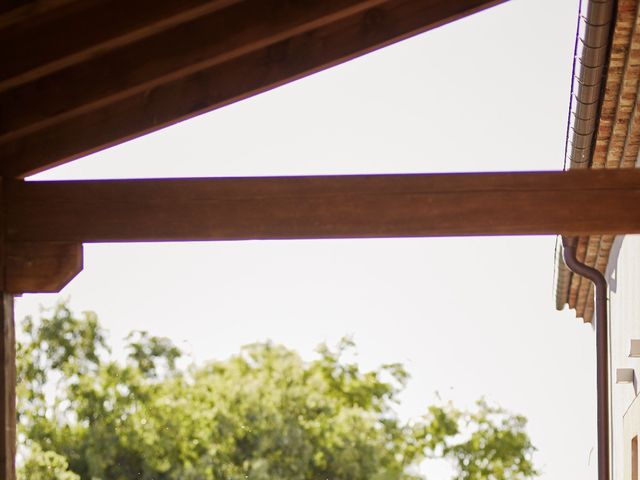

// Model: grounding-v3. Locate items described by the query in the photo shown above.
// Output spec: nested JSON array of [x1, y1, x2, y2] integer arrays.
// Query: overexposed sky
[[17, 0, 599, 478]]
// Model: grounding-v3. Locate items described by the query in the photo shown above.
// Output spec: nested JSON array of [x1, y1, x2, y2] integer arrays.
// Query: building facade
[[606, 236, 640, 479]]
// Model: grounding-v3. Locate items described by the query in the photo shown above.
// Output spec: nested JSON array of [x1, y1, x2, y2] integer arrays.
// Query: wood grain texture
[[0, 0, 239, 91], [0, 0, 506, 178], [0, 0, 387, 138], [0, 293, 15, 480], [0, 0, 46, 18], [6, 170, 640, 243], [4, 242, 83, 293]]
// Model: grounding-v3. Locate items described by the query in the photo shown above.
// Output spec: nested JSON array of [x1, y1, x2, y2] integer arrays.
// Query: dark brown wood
[[5, 242, 83, 293], [6, 170, 640, 243], [0, 0, 239, 91], [0, 0, 404, 142], [0, 0, 49, 18], [0, 293, 15, 480], [0, 0, 506, 178], [0, 178, 16, 479]]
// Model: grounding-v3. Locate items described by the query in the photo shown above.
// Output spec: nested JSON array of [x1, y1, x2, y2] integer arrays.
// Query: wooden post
[[0, 293, 15, 480]]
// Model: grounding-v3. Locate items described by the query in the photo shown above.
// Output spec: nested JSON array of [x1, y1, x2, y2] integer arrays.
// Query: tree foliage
[[17, 302, 538, 479]]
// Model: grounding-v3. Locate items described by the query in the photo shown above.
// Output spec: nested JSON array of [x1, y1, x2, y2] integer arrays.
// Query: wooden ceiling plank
[[0, 0, 393, 141], [0, 0, 506, 178], [6, 170, 640, 243], [0, 0, 240, 92], [0, 0, 76, 27]]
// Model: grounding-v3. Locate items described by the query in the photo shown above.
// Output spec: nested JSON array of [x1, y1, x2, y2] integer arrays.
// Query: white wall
[[606, 235, 640, 479], [623, 395, 640, 480]]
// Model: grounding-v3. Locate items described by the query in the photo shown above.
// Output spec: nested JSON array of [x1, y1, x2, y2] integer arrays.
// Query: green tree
[[17, 302, 538, 480], [19, 443, 80, 480]]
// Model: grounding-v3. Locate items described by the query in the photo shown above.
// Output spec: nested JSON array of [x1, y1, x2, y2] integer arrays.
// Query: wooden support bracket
[[0, 186, 82, 480], [4, 241, 83, 294], [1, 178, 83, 295]]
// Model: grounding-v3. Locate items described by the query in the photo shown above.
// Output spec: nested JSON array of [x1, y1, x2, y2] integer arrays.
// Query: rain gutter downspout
[[561, 1, 615, 478], [562, 236, 609, 480]]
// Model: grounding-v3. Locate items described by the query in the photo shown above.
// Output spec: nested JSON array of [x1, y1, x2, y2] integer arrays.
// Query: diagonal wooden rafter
[[0, 0, 240, 91], [0, 0, 506, 178], [0, 0, 392, 139]]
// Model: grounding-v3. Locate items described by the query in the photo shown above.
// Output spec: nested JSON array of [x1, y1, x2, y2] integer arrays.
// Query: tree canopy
[[17, 302, 538, 479]]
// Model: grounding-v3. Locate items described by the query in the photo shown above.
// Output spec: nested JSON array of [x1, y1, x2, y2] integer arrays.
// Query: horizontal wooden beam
[[0, 0, 505, 178], [5, 170, 640, 243]]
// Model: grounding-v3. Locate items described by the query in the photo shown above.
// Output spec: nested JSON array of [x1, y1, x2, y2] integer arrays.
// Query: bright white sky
[[16, 0, 599, 478]]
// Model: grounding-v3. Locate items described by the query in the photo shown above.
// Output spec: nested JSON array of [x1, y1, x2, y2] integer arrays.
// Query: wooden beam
[[0, 0, 76, 25], [0, 0, 239, 91], [5, 242, 83, 293], [0, 0, 506, 178], [0, 293, 15, 480], [0, 177, 16, 479], [5, 170, 640, 243], [0, 0, 400, 142]]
